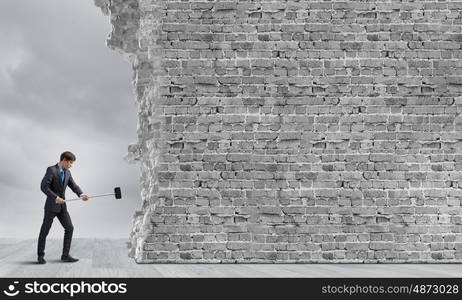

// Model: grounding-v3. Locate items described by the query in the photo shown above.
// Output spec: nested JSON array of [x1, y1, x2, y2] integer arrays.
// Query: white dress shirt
[[56, 163, 84, 201]]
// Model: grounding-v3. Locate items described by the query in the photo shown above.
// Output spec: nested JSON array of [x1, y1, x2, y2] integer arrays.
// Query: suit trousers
[[37, 208, 74, 257]]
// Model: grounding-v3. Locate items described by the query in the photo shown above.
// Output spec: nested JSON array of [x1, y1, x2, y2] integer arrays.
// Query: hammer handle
[[65, 193, 115, 202]]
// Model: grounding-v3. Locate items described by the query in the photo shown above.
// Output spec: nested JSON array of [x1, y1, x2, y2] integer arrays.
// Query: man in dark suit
[[37, 151, 90, 264]]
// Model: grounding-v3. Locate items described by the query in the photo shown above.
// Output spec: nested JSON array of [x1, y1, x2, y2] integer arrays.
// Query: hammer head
[[114, 187, 122, 199]]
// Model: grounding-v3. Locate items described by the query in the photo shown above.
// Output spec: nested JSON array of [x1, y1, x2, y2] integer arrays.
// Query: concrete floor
[[0, 239, 461, 277]]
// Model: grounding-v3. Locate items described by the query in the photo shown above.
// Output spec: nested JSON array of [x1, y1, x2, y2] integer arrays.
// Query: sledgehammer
[[66, 187, 122, 202]]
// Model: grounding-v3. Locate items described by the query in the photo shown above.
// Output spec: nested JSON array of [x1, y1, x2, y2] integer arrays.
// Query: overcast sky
[[0, 0, 141, 238]]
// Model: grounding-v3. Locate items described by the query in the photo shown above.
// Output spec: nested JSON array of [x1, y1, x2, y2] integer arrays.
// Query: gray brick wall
[[95, 0, 462, 263]]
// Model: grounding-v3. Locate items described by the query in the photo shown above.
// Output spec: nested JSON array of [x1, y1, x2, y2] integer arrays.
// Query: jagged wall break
[[96, 0, 462, 263]]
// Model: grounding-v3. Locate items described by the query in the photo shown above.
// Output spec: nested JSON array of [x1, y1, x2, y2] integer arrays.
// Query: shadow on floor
[[17, 261, 41, 265], [17, 259, 65, 265]]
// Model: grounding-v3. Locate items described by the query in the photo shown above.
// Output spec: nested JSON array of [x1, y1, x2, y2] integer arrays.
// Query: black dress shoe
[[61, 255, 79, 263], [37, 256, 46, 264]]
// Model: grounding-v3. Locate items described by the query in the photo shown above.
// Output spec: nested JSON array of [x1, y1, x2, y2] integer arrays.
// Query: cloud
[[0, 0, 141, 238], [0, 0, 137, 135]]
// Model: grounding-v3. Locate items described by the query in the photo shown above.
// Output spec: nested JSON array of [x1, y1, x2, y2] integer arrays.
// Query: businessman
[[37, 151, 90, 264]]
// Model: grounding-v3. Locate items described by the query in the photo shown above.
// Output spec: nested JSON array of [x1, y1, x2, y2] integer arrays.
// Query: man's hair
[[60, 151, 76, 162]]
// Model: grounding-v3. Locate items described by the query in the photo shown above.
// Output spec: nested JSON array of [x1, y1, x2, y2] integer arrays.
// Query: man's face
[[61, 160, 74, 169]]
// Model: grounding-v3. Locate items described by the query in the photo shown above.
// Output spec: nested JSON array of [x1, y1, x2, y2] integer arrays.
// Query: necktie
[[60, 169, 65, 183]]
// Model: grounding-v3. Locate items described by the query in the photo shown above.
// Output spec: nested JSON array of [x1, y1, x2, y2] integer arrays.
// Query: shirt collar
[[57, 162, 64, 172]]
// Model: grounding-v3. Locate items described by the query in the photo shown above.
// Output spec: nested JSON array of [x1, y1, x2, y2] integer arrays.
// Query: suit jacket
[[40, 163, 83, 212]]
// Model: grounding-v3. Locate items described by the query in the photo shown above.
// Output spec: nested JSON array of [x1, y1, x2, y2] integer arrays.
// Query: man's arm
[[68, 172, 84, 198], [40, 167, 59, 199]]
